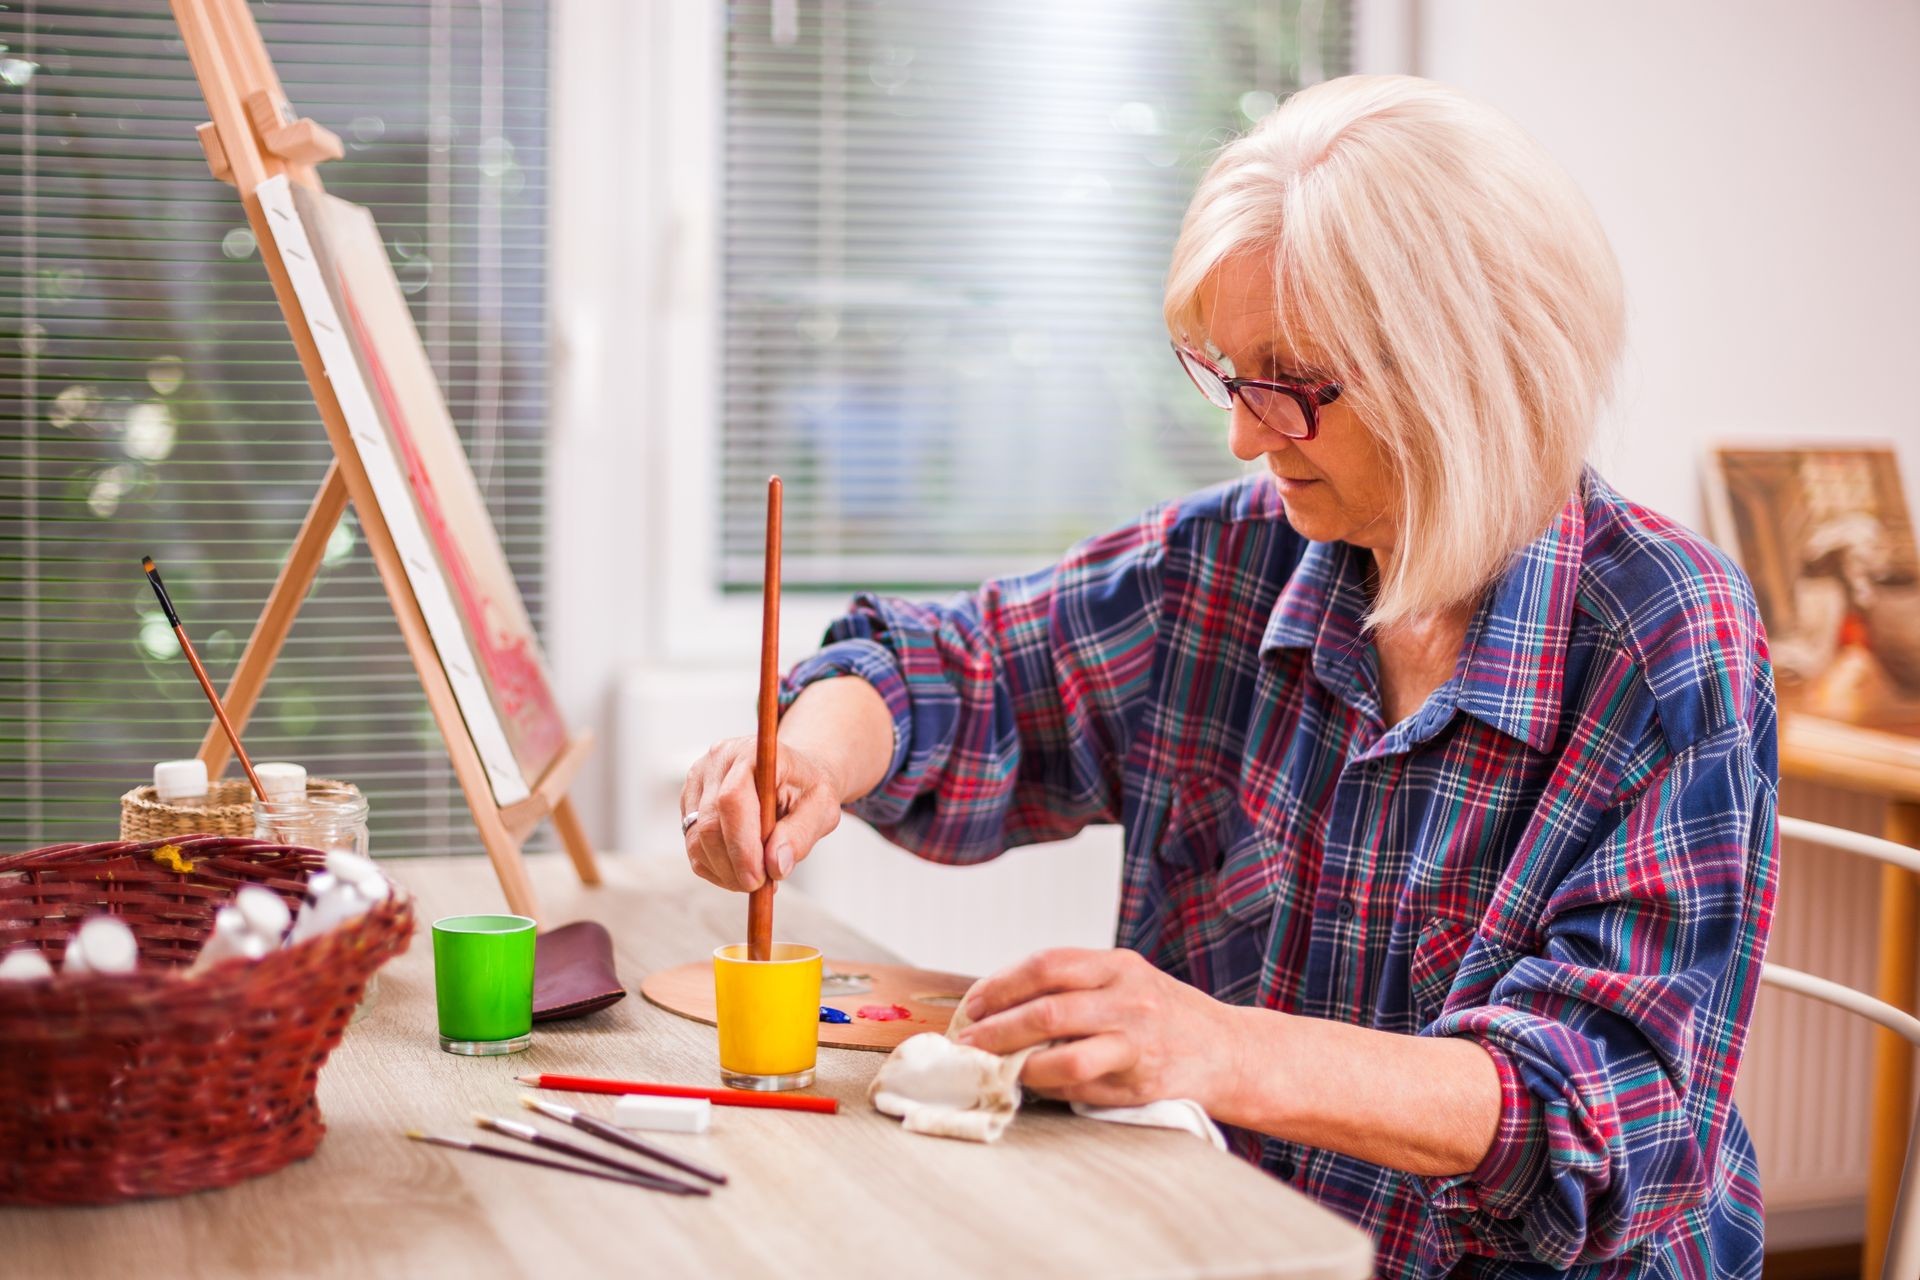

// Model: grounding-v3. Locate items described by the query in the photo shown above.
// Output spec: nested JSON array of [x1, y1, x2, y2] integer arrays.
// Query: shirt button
[[1336, 898, 1356, 921], [1276, 1157, 1297, 1180]]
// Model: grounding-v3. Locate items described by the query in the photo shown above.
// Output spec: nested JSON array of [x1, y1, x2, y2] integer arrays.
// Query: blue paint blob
[[819, 1006, 852, 1024]]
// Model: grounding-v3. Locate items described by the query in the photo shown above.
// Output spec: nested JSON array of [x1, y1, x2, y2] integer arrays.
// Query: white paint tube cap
[[153, 758, 209, 803], [0, 948, 54, 983], [612, 1094, 712, 1135], [69, 917, 139, 976], [255, 761, 307, 798], [235, 885, 292, 940]]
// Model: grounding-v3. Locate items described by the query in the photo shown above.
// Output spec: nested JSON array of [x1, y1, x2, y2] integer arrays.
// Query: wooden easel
[[168, 0, 599, 921]]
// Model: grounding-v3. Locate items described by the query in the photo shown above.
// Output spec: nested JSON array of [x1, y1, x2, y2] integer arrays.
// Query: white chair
[[1766, 815, 1920, 1280]]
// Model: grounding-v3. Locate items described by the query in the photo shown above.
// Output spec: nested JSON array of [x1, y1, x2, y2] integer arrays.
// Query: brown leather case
[[532, 920, 626, 1021]]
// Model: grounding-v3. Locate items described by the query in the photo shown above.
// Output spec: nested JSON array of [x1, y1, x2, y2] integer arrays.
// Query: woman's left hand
[[953, 947, 1245, 1111]]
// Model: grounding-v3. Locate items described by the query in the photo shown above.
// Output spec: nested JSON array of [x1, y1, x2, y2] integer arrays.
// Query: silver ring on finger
[[681, 810, 700, 834]]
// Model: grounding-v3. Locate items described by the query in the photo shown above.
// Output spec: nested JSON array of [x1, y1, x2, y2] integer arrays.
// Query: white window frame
[[554, 0, 1415, 673], [544, 0, 1414, 843], [552, 0, 851, 679]]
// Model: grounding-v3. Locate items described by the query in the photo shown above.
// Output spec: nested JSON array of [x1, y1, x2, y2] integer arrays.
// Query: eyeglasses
[[1172, 343, 1342, 441]]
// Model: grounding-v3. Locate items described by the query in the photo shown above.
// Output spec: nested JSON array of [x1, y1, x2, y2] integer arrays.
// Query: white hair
[[1165, 74, 1625, 626]]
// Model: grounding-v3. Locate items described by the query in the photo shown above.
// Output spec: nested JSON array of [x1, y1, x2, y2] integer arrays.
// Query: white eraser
[[612, 1095, 712, 1135], [153, 758, 209, 803], [255, 762, 307, 798]]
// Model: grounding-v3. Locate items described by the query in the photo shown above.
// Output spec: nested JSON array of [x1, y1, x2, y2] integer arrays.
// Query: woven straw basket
[[0, 835, 413, 1205], [119, 777, 358, 841]]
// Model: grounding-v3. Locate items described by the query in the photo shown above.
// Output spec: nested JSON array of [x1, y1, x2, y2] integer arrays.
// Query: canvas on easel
[[263, 179, 567, 806], [167, 0, 597, 918]]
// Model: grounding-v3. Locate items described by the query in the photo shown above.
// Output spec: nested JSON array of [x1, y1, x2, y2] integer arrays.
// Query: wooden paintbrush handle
[[174, 624, 268, 801], [748, 476, 783, 963]]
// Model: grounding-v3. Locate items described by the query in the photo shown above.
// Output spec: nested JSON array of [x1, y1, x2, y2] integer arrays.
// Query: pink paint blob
[[855, 1003, 912, 1022]]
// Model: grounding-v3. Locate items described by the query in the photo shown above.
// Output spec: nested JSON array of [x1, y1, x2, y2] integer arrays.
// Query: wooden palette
[[639, 958, 976, 1052]]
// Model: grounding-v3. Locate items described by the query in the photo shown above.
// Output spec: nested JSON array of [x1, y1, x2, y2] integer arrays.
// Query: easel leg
[[198, 461, 350, 774], [474, 804, 542, 922], [551, 795, 603, 886], [1864, 799, 1920, 1280]]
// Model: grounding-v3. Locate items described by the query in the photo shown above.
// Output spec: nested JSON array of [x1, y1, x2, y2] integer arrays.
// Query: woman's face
[[1194, 256, 1398, 555]]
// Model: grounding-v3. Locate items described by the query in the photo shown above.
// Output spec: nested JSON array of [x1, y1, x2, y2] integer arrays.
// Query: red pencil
[[515, 1074, 838, 1115]]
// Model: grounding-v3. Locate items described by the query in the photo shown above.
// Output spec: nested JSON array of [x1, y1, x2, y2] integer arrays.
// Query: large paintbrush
[[142, 555, 267, 801], [747, 476, 782, 962]]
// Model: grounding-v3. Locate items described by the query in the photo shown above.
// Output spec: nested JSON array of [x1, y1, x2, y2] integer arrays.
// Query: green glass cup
[[431, 913, 537, 1055]]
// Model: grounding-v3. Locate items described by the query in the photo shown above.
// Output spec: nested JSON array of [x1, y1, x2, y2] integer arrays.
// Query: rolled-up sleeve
[[1416, 719, 1777, 1268], [780, 504, 1173, 863]]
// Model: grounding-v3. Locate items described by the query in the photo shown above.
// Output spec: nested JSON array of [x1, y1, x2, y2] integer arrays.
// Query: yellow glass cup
[[712, 942, 823, 1091]]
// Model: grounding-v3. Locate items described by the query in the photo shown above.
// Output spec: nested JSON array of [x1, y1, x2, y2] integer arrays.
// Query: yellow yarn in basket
[[151, 844, 196, 874]]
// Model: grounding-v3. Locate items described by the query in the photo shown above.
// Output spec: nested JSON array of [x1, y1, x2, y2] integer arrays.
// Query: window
[[718, 0, 1352, 589], [0, 0, 551, 850]]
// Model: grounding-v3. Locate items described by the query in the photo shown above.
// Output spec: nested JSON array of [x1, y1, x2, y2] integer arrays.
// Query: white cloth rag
[[868, 982, 1226, 1149]]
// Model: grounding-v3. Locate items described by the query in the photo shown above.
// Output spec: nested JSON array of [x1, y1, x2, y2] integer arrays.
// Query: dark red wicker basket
[[0, 835, 414, 1205]]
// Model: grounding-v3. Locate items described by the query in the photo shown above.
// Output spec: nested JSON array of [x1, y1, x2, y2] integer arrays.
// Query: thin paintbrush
[[405, 1130, 688, 1193], [520, 1095, 728, 1186], [747, 475, 782, 962], [141, 555, 267, 802], [471, 1114, 708, 1196]]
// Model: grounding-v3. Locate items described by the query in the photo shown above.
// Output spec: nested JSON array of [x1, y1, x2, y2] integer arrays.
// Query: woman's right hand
[[679, 736, 846, 892]]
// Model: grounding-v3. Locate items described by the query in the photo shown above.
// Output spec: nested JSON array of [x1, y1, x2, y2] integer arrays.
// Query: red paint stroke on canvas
[[856, 1004, 912, 1022], [341, 286, 565, 769]]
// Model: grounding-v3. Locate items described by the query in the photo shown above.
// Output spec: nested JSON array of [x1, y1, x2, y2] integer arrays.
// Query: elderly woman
[[681, 75, 1774, 1279]]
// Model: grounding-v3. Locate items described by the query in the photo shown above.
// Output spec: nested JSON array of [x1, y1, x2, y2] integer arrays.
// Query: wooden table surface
[[0, 853, 1373, 1280]]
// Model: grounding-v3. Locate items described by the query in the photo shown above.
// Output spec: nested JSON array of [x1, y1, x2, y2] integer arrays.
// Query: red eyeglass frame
[[1172, 342, 1343, 441]]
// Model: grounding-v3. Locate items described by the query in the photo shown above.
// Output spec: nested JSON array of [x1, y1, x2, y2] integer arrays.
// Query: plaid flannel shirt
[[783, 469, 1777, 1279]]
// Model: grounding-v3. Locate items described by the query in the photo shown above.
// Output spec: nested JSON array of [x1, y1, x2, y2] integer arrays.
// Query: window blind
[[720, 0, 1351, 589], [0, 0, 551, 852]]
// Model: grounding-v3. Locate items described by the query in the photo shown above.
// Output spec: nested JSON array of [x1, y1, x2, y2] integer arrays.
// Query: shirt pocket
[[1154, 775, 1290, 1002], [1407, 916, 1475, 1028], [1158, 776, 1289, 923]]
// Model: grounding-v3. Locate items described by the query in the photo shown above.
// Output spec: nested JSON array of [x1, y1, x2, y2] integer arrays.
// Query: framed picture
[[260, 177, 567, 805], [1704, 443, 1920, 728]]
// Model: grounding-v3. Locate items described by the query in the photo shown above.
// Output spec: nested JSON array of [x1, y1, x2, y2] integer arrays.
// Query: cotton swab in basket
[[0, 949, 54, 983], [141, 555, 267, 802]]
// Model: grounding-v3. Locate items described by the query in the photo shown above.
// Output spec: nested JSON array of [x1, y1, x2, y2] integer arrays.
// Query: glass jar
[[253, 782, 369, 857], [255, 782, 378, 1019]]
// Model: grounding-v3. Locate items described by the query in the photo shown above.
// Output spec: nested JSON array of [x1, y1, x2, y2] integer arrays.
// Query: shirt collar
[[1261, 483, 1585, 753], [1455, 485, 1583, 753], [1262, 537, 1380, 722]]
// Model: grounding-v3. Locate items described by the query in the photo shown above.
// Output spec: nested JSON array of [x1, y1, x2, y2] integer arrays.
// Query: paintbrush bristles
[[141, 556, 181, 627], [521, 1095, 571, 1121]]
